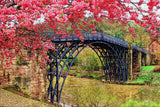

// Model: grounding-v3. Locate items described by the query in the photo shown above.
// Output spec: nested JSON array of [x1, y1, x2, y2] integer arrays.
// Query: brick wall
[[0, 49, 47, 100]]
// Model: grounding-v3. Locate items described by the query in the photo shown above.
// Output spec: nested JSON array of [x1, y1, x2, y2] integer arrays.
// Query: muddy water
[[56, 76, 144, 106]]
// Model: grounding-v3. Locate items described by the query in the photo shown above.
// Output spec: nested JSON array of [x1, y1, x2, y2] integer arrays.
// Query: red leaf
[[61, 35, 68, 39], [67, 42, 71, 46], [138, 0, 144, 6], [129, 27, 137, 38], [79, 25, 83, 29]]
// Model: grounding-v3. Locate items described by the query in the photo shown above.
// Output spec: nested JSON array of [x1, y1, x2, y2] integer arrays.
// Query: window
[[152, 49, 154, 52], [152, 44, 154, 47]]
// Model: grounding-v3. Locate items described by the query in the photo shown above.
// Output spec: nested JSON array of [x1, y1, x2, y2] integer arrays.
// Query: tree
[[99, 19, 130, 40], [0, 0, 160, 66], [86, 18, 151, 47], [125, 22, 151, 48]]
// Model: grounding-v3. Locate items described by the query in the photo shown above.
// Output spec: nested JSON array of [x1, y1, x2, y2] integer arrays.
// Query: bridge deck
[[41, 32, 149, 54]]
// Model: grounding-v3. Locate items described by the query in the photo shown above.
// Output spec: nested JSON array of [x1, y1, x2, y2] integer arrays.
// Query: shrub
[[90, 73, 100, 80], [137, 73, 152, 82], [76, 73, 82, 78], [78, 47, 101, 73]]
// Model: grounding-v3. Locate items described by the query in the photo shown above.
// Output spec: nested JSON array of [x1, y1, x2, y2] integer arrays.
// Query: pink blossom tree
[[0, 0, 160, 66]]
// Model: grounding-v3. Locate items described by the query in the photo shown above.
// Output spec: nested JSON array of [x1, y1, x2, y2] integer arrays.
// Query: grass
[[129, 80, 145, 84], [0, 88, 55, 107], [140, 66, 156, 72], [126, 66, 160, 84], [121, 99, 160, 107], [71, 84, 120, 106]]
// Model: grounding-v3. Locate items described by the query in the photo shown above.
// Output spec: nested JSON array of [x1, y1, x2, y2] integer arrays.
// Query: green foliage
[[115, 32, 121, 38], [69, 70, 76, 75], [60, 55, 78, 71], [67, 56, 78, 66], [129, 80, 145, 84], [90, 73, 100, 80], [98, 19, 151, 48], [127, 22, 151, 47], [63, 65, 68, 71], [137, 73, 152, 82], [140, 66, 156, 72], [78, 47, 101, 73], [128, 66, 160, 84], [129, 72, 160, 84], [76, 73, 82, 78], [121, 100, 160, 107]]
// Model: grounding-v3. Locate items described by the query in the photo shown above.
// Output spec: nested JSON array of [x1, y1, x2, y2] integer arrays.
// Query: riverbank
[[0, 88, 55, 107], [1, 75, 160, 107]]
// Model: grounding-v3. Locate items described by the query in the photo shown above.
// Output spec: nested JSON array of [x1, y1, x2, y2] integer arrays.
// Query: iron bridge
[[44, 31, 148, 103]]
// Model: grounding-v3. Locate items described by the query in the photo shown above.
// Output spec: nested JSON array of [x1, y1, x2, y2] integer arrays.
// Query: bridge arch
[[48, 38, 128, 103], [41, 31, 150, 103]]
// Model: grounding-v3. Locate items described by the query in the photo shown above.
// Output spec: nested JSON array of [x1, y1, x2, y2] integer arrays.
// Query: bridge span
[[43, 31, 149, 103]]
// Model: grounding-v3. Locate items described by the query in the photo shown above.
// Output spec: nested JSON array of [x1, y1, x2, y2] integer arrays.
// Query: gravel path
[[0, 88, 55, 107]]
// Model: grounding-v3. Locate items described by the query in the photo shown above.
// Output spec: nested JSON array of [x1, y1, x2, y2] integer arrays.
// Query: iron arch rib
[[48, 40, 125, 103]]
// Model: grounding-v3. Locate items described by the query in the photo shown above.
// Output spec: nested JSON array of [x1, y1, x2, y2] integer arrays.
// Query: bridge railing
[[40, 31, 129, 47], [40, 31, 149, 54]]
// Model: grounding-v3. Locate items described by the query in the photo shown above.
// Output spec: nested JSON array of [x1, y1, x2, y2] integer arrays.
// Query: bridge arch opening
[[67, 46, 103, 76], [47, 40, 128, 103]]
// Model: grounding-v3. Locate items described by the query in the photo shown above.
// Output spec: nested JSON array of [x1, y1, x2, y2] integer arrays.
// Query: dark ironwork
[[45, 31, 148, 103]]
